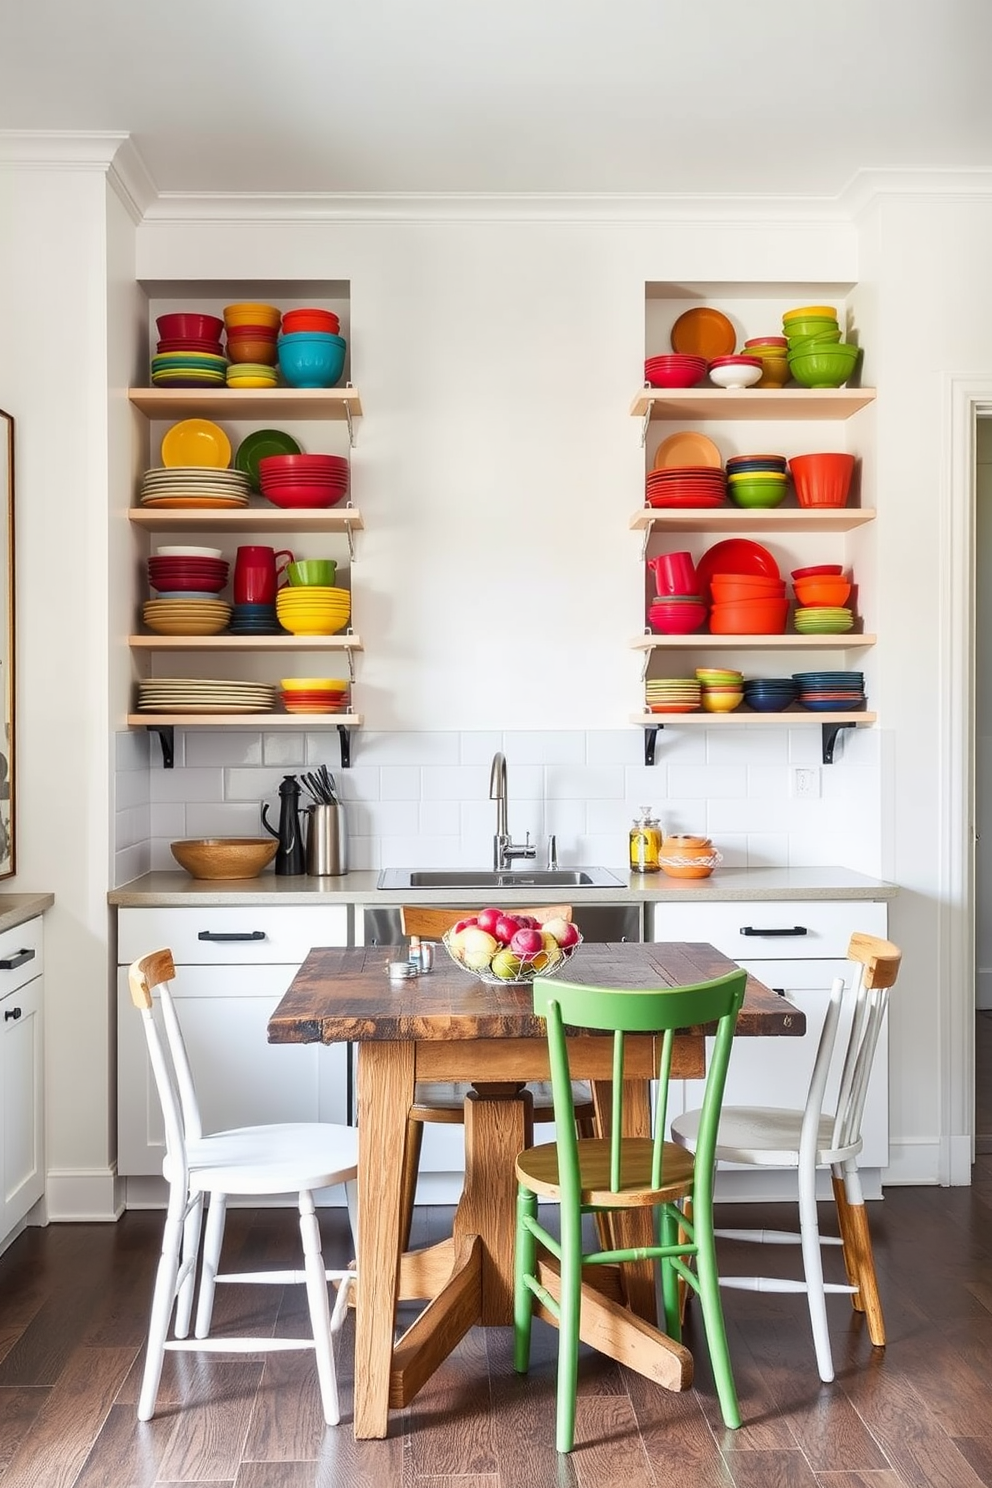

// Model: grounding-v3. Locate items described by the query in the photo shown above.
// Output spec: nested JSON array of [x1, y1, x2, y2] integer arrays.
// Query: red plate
[[648, 703, 702, 713], [694, 540, 780, 602]]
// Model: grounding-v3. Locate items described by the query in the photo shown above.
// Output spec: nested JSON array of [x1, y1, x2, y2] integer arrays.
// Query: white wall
[[975, 418, 992, 1009]]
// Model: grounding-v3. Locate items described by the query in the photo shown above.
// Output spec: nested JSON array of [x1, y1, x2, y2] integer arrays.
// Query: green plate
[[234, 429, 303, 491]]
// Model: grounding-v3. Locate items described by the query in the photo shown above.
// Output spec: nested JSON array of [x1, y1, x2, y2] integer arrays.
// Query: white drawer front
[[651, 899, 887, 960], [0, 916, 43, 997], [117, 905, 348, 965]]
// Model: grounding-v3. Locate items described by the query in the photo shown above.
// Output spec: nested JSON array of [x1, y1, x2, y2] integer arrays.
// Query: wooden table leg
[[455, 1083, 534, 1325], [354, 1041, 415, 1440], [591, 1078, 658, 1323]]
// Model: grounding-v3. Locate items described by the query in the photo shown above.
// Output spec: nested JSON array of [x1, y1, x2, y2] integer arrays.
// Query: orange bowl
[[659, 860, 715, 879], [710, 576, 786, 604], [709, 598, 789, 634], [793, 578, 852, 607], [788, 452, 855, 508]]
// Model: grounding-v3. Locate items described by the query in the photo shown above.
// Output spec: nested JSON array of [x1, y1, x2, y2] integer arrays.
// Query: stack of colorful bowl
[[695, 667, 744, 712], [782, 305, 862, 389], [792, 672, 866, 712], [725, 453, 789, 509], [274, 586, 351, 636], [279, 677, 350, 715], [742, 676, 799, 712], [645, 465, 727, 508], [223, 303, 280, 386], [282, 307, 341, 336], [147, 548, 229, 596], [142, 597, 232, 636], [258, 454, 350, 509], [647, 594, 708, 634], [708, 573, 788, 634], [742, 337, 789, 387], [792, 568, 854, 634], [229, 602, 283, 636], [644, 677, 701, 713], [152, 312, 227, 387], [643, 354, 707, 389]]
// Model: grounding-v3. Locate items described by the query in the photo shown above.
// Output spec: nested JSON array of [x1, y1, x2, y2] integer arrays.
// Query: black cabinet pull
[[197, 930, 267, 943], [4, 1006, 21, 1021], [0, 948, 36, 970], [740, 926, 808, 938]]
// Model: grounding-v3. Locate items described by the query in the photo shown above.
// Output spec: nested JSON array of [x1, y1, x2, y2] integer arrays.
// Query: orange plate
[[653, 430, 723, 471], [670, 306, 736, 360]]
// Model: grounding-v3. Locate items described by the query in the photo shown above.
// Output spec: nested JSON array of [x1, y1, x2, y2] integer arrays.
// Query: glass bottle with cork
[[629, 806, 664, 874]]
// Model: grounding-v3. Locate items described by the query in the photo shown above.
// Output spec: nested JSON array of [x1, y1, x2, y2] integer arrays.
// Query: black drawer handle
[[4, 1006, 21, 1021], [0, 947, 36, 970], [197, 930, 267, 943], [740, 926, 808, 938]]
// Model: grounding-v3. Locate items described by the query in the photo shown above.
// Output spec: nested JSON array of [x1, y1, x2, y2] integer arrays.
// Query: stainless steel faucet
[[489, 751, 536, 871]]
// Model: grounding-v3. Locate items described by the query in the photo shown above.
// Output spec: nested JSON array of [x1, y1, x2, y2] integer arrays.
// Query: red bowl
[[155, 313, 224, 341], [791, 564, 844, 580], [261, 485, 347, 510], [648, 603, 708, 635], [259, 453, 348, 472], [149, 575, 227, 593], [156, 338, 225, 354], [788, 452, 856, 508], [281, 309, 341, 334]]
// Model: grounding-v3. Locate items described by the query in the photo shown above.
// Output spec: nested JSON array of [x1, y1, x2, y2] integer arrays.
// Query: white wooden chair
[[127, 947, 359, 1425], [670, 931, 902, 1382]]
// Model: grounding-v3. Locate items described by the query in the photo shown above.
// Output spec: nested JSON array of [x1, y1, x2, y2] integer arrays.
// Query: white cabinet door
[[1, 972, 44, 1237]]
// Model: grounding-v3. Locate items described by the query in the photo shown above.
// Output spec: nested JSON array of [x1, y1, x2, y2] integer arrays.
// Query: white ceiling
[[3, 0, 991, 200]]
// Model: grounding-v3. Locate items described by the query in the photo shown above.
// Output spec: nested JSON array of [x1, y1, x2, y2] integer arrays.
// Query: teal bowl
[[788, 344, 861, 389], [727, 478, 789, 509]]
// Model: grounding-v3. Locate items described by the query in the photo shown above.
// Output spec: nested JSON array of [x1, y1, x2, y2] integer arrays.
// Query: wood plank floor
[[2, 1166, 992, 1487]]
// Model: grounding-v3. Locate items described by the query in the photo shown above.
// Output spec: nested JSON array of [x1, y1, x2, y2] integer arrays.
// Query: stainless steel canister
[[305, 802, 348, 876]]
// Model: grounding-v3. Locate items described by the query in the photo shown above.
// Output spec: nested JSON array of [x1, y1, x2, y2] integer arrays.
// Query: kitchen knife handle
[[196, 930, 267, 943], [739, 926, 808, 938]]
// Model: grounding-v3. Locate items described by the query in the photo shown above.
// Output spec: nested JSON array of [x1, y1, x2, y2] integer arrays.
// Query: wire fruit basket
[[441, 929, 583, 985]]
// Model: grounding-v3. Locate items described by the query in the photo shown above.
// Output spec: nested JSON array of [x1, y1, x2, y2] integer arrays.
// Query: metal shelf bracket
[[640, 387, 653, 448], [337, 724, 353, 769], [821, 721, 854, 764], [150, 725, 175, 769], [644, 725, 661, 766], [344, 386, 357, 449]]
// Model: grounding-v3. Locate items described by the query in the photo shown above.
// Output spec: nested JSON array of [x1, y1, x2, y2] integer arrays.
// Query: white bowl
[[155, 545, 224, 559], [708, 363, 763, 390]]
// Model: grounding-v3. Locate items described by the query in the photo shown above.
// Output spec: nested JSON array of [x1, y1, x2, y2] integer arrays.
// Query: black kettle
[[261, 774, 306, 875]]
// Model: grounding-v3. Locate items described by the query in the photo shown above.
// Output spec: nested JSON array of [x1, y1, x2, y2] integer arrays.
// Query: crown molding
[[0, 129, 129, 169], [106, 137, 158, 224], [839, 166, 992, 218]]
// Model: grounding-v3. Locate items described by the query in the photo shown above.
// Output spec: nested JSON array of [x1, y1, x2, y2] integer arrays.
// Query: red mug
[[648, 551, 698, 596], [233, 546, 294, 605]]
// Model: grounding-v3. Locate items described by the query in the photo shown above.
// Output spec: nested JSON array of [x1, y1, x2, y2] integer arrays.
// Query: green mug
[[286, 559, 337, 587]]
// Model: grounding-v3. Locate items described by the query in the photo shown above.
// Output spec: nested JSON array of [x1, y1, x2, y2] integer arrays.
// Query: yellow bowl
[[227, 375, 279, 388], [701, 692, 744, 712], [279, 617, 348, 636], [782, 304, 838, 322], [224, 302, 281, 329], [756, 362, 789, 388], [279, 677, 348, 692]]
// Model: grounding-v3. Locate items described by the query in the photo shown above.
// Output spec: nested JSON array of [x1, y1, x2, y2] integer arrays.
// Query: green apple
[[490, 948, 525, 980]]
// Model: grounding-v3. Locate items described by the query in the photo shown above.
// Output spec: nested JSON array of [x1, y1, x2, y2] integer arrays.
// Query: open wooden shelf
[[127, 387, 363, 420], [630, 388, 876, 421], [129, 634, 362, 651], [632, 634, 876, 651], [129, 508, 363, 534], [128, 712, 362, 727], [631, 710, 876, 726], [630, 508, 875, 534]]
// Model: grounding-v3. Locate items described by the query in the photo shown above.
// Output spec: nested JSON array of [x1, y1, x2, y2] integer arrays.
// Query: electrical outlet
[[792, 767, 821, 799]]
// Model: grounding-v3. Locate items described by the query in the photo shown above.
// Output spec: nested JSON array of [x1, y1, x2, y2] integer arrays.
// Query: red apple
[[515, 914, 539, 929], [542, 916, 580, 949], [475, 907, 503, 936], [510, 927, 545, 959], [452, 916, 478, 934], [493, 913, 522, 945]]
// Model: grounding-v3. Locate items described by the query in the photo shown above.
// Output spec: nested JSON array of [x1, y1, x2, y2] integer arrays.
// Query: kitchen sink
[[377, 867, 626, 890]]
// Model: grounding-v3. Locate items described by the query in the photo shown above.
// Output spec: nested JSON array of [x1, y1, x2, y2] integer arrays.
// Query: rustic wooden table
[[268, 939, 804, 1439]]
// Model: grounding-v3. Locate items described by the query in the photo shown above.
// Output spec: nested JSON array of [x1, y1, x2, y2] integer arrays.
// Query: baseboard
[[45, 1168, 125, 1222]]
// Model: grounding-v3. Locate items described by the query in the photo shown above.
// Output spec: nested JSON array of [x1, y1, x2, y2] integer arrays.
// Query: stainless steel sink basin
[[377, 867, 625, 890]]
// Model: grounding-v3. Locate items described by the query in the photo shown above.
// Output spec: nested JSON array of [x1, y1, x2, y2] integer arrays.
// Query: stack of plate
[[742, 676, 799, 712], [135, 679, 278, 714], [645, 466, 727, 509], [275, 585, 351, 636], [793, 606, 854, 634], [139, 467, 252, 509], [227, 361, 279, 389], [258, 454, 350, 510], [151, 351, 229, 387], [644, 677, 702, 714], [142, 599, 232, 636], [792, 672, 866, 713], [229, 603, 284, 636]]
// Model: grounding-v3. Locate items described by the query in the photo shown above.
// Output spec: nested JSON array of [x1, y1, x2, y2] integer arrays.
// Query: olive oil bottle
[[629, 806, 664, 874]]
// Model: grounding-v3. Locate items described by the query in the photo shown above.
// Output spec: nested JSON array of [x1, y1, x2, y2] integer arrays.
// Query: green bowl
[[783, 319, 840, 340], [786, 331, 843, 354], [727, 479, 789, 509], [788, 344, 861, 389]]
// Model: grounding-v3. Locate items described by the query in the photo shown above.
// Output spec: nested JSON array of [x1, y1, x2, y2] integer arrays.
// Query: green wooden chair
[[513, 967, 747, 1454]]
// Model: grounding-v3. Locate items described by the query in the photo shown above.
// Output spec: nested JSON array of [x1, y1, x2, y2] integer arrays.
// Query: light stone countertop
[[0, 893, 55, 932], [109, 867, 896, 908]]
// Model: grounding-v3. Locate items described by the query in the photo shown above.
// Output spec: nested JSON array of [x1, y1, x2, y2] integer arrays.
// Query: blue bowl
[[277, 335, 347, 389], [745, 694, 798, 712]]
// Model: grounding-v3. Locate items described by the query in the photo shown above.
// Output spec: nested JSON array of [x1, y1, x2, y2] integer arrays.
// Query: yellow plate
[[782, 305, 837, 322], [161, 418, 232, 470]]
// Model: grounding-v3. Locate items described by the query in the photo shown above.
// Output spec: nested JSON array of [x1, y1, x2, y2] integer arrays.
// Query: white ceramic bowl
[[155, 545, 224, 559], [708, 363, 763, 390]]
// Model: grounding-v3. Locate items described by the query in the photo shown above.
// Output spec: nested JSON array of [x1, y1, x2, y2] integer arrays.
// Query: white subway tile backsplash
[[114, 727, 881, 884], [185, 731, 263, 767]]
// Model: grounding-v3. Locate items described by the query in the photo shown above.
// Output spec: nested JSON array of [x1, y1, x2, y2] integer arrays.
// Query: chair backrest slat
[[127, 950, 190, 1186], [534, 969, 747, 1202], [400, 903, 573, 939]]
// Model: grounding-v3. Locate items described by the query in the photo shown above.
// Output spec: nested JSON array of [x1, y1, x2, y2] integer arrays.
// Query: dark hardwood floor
[[3, 1164, 992, 1488]]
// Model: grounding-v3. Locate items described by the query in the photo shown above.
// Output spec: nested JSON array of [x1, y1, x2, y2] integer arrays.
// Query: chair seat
[[516, 1136, 695, 1207], [412, 1079, 593, 1123], [672, 1106, 864, 1169], [175, 1121, 358, 1195]]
